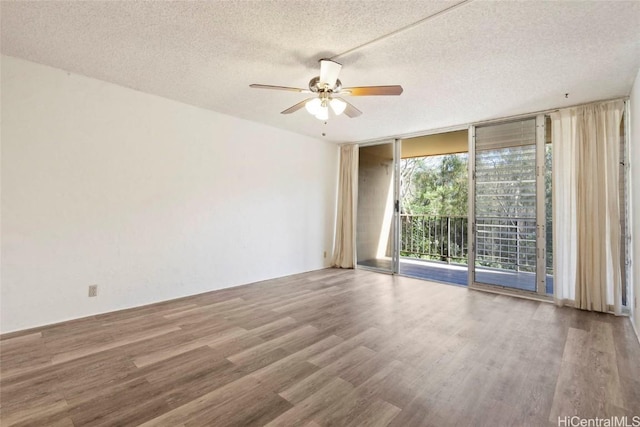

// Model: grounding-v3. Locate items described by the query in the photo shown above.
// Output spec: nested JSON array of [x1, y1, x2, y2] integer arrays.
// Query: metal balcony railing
[[400, 215, 468, 264], [400, 214, 538, 272], [475, 216, 537, 273]]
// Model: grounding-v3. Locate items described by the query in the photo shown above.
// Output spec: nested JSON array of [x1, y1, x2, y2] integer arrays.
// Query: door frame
[[392, 138, 402, 275]]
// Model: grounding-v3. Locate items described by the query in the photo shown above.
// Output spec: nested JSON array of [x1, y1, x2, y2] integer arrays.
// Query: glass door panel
[[473, 119, 537, 291], [356, 142, 396, 273], [398, 130, 470, 285]]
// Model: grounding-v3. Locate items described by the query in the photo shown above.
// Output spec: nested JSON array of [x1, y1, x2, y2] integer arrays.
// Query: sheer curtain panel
[[332, 144, 359, 268], [551, 100, 624, 313]]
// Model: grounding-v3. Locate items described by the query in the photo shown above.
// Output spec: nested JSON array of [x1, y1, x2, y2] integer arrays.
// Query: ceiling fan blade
[[281, 98, 314, 114], [319, 59, 342, 88], [339, 85, 404, 96], [250, 84, 311, 93], [335, 98, 362, 118]]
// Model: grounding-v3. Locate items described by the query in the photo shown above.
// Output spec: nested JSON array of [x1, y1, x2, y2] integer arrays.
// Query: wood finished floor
[[1, 268, 639, 426]]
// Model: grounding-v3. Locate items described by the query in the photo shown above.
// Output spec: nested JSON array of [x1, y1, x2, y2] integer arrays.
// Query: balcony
[[359, 214, 553, 293]]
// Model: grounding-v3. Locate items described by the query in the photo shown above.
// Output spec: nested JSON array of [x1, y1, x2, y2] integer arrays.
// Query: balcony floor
[[358, 257, 553, 294]]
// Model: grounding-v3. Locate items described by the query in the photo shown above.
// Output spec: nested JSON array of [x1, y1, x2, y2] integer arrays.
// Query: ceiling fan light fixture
[[315, 105, 329, 120], [330, 98, 347, 115], [305, 98, 322, 115]]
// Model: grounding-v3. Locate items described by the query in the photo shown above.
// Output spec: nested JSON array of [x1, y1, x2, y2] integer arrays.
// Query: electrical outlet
[[323, 251, 327, 259], [88, 285, 98, 297]]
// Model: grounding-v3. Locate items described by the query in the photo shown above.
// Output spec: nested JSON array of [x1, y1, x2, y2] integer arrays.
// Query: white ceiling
[[2, 0, 639, 143]]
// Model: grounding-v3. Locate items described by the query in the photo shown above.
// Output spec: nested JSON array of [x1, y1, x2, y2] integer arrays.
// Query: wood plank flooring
[[1, 268, 639, 426]]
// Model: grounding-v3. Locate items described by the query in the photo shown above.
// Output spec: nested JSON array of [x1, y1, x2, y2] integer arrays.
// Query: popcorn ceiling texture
[[1, 0, 639, 142]]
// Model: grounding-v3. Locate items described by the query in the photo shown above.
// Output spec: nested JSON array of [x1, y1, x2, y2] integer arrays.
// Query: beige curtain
[[332, 144, 358, 268], [551, 100, 624, 313]]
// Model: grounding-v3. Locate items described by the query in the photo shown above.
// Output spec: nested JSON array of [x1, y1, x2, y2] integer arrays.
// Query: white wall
[[630, 67, 640, 339], [0, 56, 338, 333]]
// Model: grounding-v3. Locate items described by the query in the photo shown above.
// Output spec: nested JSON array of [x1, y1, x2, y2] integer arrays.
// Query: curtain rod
[[541, 96, 629, 115], [343, 96, 629, 146]]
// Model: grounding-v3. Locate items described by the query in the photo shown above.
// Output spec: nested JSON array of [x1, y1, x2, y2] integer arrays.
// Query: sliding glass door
[[355, 120, 554, 298], [356, 141, 399, 273], [469, 117, 550, 295]]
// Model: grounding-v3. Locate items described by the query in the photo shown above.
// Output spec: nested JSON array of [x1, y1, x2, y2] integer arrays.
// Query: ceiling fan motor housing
[[309, 77, 342, 93]]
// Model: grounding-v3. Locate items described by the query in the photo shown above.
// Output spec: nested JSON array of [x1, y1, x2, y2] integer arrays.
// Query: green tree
[[400, 154, 469, 262], [401, 154, 468, 216]]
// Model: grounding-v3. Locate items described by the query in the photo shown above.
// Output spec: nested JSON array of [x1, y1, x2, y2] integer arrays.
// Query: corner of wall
[[629, 66, 640, 344]]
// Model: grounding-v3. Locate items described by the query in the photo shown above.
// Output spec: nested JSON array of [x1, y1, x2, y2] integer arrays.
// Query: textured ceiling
[[2, 0, 639, 143]]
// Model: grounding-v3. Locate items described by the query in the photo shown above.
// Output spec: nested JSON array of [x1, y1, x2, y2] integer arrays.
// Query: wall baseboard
[[0, 268, 334, 337]]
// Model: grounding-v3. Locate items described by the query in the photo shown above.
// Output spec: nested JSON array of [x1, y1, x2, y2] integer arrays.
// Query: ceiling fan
[[250, 59, 403, 120]]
